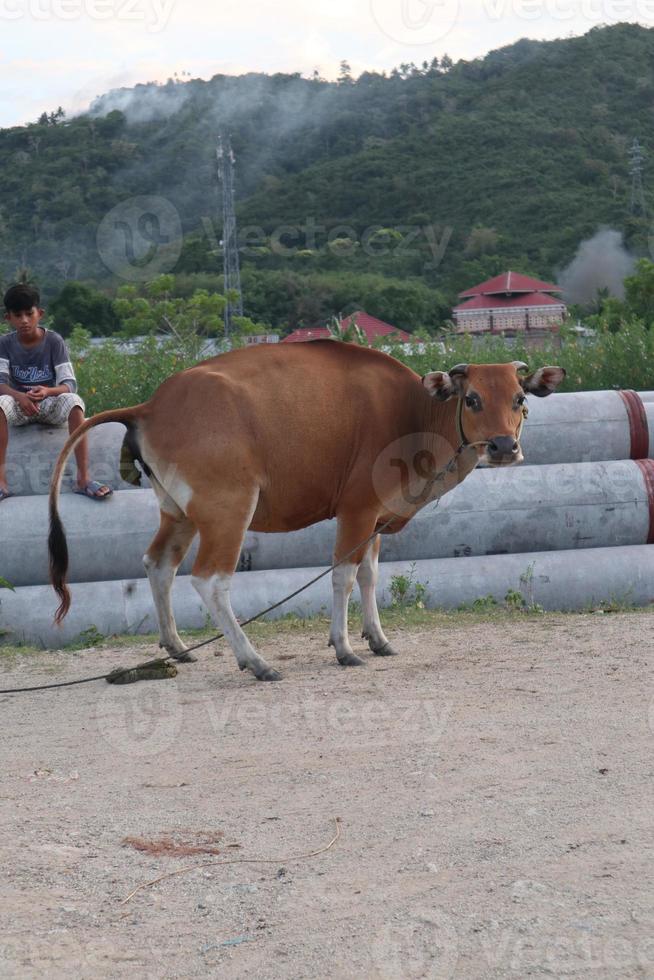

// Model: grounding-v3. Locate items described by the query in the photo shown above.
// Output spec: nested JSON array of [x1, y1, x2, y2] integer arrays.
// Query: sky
[[0, 0, 651, 127]]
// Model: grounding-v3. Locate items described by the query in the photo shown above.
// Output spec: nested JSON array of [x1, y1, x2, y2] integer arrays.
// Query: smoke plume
[[559, 228, 635, 304]]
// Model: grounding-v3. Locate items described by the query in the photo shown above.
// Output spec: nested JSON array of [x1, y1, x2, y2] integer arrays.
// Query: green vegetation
[[66, 264, 654, 415], [389, 564, 428, 610], [0, 23, 652, 333]]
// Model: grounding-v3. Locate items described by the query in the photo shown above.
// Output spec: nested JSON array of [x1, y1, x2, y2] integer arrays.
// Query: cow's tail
[[49, 405, 145, 624]]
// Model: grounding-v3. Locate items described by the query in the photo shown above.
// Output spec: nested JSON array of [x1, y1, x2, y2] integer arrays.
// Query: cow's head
[[423, 361, 566, 466]]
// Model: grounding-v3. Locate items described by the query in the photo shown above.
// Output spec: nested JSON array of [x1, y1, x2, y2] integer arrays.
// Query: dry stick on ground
[[120, 817, 342, 906]]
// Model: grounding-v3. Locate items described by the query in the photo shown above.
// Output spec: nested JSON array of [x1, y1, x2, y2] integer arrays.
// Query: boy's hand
[[27, 385, 50, 401], [15, 392, 40, 417]]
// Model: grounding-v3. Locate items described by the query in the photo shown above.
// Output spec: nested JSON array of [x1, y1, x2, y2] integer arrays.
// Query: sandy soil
[[1, 612, 653, 979]]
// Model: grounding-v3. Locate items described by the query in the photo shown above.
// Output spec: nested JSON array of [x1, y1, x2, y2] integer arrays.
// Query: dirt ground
[[1, 611, 653, 979]]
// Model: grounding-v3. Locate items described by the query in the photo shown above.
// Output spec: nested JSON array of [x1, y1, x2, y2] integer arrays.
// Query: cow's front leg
[[329, 511, 379, 667], [328, 563, 363, 666], [357, 535, 398, 657]]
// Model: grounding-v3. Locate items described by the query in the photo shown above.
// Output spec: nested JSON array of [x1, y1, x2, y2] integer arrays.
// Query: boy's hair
[[4, 283, 41, 314]]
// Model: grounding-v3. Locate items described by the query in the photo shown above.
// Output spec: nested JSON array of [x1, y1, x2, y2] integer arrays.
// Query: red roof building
[[453, 271, 567, 335], [282, 311, 413, 345]]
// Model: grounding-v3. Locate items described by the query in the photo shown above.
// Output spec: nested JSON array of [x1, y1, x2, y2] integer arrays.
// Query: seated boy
[[0, 282, 112, 501]]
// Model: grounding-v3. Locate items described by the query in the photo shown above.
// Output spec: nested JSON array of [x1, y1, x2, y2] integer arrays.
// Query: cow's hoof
[[373, 642, 399, 657], [169, 650, 197, 663], [337, 653, 366, 667], [256, 667, 282, 682]]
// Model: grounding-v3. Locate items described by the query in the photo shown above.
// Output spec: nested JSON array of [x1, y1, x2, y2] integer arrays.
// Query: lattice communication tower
[[629, 137, 647, 216], [217, 133, 243, 336]]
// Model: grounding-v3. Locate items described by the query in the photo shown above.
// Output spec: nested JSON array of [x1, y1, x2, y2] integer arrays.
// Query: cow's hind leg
[[357, 534, 398, 657], [143, 510, 197, 662], [190, 494, 281, 682], [330, 512, 378, 667]]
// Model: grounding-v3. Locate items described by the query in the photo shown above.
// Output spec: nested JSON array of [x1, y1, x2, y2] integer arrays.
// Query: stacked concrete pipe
[[4, 389, 654, 495], [3, 459, 654, 588], [2, 389, 654, 648], [3, 546, 654, 648]]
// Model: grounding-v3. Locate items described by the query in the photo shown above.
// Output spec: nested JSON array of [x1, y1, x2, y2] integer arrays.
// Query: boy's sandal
[[0, 488, 12, 502], [74, 481, 113, 501]]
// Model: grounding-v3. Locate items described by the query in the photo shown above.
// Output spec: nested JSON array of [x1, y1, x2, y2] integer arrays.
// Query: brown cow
[[48, 342, 564, 680]]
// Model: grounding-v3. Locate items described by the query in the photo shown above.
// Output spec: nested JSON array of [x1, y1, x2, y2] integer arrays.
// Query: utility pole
[[629, 137, 647, 217], [216, 132, 243, 337]]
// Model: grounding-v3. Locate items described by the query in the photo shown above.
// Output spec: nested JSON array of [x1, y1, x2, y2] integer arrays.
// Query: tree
[[338, 61, 353, 85], [49, 282, 120, 337], [113, 275, 263, 351], [625, 259, 654, 327]]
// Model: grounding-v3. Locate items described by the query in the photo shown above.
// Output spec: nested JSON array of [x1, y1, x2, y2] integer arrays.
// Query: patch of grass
[[582, 590, 639, 614], [1, 600, 651, 661]]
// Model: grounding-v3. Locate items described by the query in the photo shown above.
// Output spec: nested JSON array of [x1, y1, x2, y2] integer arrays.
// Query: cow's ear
[[520, 366, 566, 397], [423, 364, 468, 401]]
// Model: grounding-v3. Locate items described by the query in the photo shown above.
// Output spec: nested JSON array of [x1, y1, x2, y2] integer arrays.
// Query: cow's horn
[[448, 363, 469, 377], [512, 360, 529, 374]]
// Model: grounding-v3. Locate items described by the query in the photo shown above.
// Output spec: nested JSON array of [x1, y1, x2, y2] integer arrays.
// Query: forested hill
[[1, 23, 653, 330]]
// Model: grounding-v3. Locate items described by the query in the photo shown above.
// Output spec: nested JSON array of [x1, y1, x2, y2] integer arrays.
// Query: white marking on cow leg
[[357, 538, 398, 657], [192, 573, 281, 682], [144, 515, 196, 662], [329, 562, 364, 667]]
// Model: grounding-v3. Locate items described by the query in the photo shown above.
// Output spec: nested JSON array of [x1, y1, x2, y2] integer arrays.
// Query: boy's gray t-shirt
[[0, 328, 77, 394]]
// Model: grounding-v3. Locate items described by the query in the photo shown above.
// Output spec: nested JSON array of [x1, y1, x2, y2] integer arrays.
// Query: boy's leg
[[0, 407, 8, 494], [38, 395, 112, 498], [68, 405, 111, 497], [0, 395, 30, 497]]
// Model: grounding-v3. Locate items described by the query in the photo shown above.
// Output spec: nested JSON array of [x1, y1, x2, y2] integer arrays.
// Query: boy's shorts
[[0, 392, 85, 427]]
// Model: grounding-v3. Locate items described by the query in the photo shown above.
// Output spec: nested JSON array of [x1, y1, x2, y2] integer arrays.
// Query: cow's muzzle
[[484, 436, 523, 467]]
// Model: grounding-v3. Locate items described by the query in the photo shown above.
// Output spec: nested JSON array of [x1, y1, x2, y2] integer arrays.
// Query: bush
[[383, 318, 654, 392], [70, 314, 654, 417], [72, 334, 200, 414]]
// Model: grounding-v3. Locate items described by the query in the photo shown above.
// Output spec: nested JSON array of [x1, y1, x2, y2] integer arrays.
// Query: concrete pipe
[[2, 544, 654, 649], [3, 422, 148, 496], [520, 389, 654, 464], [4, 390, 654, 497], [0, 488, 198, 588], [239, 458, 654, 570], [4, 459, 654, 587]]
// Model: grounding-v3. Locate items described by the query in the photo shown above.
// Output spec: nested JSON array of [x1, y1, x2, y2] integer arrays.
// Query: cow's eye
[[516, 394, 526, 407], [465, 394, 480, 410]]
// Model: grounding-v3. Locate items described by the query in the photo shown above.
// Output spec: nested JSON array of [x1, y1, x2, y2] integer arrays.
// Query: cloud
[[0, 0, 651, 127]]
